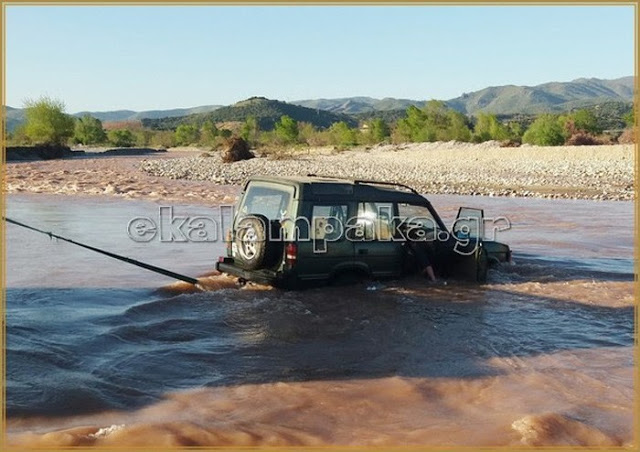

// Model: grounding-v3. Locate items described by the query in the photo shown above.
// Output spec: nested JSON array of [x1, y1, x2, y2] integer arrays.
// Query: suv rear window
[[239, 183, 294, 220]]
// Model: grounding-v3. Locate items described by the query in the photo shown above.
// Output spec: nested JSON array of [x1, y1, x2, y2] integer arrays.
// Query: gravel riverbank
[[141, 142, 635, 201]]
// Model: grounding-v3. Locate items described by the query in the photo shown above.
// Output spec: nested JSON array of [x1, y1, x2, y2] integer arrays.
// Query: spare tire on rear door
[[234, 214, 282, 270]]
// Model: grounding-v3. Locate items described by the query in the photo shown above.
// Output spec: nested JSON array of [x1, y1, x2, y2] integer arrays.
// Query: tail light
[[225, 229, 232, 257], [285, 242, 297, 268]]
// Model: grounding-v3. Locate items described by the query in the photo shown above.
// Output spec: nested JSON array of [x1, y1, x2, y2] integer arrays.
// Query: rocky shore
[[140, 142, 635, 201]]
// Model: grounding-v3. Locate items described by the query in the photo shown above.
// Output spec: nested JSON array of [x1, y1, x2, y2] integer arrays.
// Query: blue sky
[[5, 5, 635, 112]]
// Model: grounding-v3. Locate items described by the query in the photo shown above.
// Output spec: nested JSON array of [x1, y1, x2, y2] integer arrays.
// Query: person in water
[[406, 239, 437, 282]]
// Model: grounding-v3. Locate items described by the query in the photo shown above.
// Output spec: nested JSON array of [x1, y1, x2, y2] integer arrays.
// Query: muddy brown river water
[[4, 193, 636, 447]]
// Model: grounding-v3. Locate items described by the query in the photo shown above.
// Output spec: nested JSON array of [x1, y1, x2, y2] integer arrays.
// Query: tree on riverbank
[[522, 114, 566, 146], [240, 116, 260, 146], [23, 97, 75, 146], [329, 121, 358, 146], [472, 113, 510, 142], [73, 114, 107, 145], [392, 101, 471, 143], [174, 124, 200, 146], [9, 94, 633, 150], [274, 115, 299, 145], [564, 109, 601, 135], [107, 129, 135, 147], [369, 118, 391, 143]]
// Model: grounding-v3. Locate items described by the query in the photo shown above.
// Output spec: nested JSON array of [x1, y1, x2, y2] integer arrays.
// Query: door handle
[[358, 249, 368, 255]]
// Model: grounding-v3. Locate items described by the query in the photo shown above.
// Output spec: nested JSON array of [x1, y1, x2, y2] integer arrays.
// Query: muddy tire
[[234, 214, 282, 270]]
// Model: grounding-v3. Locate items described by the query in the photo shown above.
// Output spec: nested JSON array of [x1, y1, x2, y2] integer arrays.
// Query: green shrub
[[198, 120, 219, 146], [174, 124, 200, 146], [369, 118, 391, 143], [623, 110, 635, 128], [274, 115, 299, 145], [150, 130, 176, 148], [329, 121, 358, 146], [107, 129, 135, 147], [73, 114, 106, 145], [134, 129, 155, 147], [445, 110, 472, 142], [7, 125, 30, 146], [23, 96, 75, 145], [522, 114, 565, 146], [507, 122, 523, 141], [473, 113, 510, 142], [240, 115, 260, 145], [565, 109, 601, 135], [394, 105, 434, 142], [392, 101, 471, 143]]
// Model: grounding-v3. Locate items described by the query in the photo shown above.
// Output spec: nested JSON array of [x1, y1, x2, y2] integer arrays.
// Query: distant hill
[[142, 97, 358, 131], [4, 104, 223, 131], [445, 76, 634, 115], [5, 76, 634, 133], [76, 105, 223, 122], [5, 106, 25, 132], [355, 108, 410, 124], [294, 77, 634, 117], [292, 97, 426, 114]]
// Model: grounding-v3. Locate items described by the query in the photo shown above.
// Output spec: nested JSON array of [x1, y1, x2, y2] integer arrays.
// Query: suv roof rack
[[353, 179, 421, 196], [305, 174, 420, 196]]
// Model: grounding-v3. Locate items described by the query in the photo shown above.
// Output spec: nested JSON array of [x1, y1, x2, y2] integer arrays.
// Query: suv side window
[[311, 204, 348, 240], [355, 202, 394, 241], [398, 203, 440, 241]]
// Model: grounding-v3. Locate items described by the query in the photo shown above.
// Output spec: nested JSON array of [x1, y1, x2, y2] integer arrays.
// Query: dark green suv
[[216, 176, 511, 288]]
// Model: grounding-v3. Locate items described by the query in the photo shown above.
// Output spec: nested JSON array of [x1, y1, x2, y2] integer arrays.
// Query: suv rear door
[[295, 202, 355, 281], [231, 181, 296, 268], [351, 202, 404, 277]]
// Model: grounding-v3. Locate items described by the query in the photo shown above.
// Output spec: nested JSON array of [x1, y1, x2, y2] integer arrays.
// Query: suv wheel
[[234, 214, 282, 270]]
